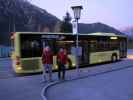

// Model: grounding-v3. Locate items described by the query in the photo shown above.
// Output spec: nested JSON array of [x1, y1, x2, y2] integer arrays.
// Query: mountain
[[78, 22, 123, 35], [0, 0, 124, 46], [0, 0, 60, 32], [120, 26, 133, 39], [120, 26, 133, 49], [0, 0, 60, 45]]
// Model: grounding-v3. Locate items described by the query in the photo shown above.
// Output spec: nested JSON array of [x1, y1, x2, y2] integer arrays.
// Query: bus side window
[[90, 41, 97, 52], [31, 40, 40, 49], [22, 40, 30, 50]]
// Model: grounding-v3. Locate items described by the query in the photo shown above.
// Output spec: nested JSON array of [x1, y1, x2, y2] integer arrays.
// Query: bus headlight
[[55, 65, 58, 69], [127, 55, 133, 59], [16, 66, 22, 70], [110, 37, 118, 40], [72, 63, 76, 66]]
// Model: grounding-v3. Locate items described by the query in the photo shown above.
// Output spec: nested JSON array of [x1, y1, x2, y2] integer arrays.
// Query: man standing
[[57, 48, 68, 80], [42, 46, 53, 82]]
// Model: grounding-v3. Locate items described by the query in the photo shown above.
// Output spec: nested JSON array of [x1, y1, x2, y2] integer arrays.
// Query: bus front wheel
[[111, 54, 117, 62]]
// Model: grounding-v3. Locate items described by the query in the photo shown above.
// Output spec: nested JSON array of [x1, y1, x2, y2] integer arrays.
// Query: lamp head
[[71, 6, 83, 20]]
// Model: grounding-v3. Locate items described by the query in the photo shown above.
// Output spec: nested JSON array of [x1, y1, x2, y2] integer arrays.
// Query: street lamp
[[71, 6, 83, 75], [71, 6, 83, 20]]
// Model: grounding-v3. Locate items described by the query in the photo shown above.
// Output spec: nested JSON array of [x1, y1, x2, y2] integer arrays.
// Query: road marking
[[41, 64, 133, 100]]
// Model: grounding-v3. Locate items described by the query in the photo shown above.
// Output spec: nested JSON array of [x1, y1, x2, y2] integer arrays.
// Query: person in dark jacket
[[42, 46, 53, 82], [57, 48, 68, 80]]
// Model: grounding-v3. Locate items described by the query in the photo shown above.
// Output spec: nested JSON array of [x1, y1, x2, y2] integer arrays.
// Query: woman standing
[[42, 46, 53, 82], [57, 48, 68, 80]]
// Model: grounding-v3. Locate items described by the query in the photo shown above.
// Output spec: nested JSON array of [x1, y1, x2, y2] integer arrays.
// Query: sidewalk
[[43, 59, 133, 100], [0, 59, 133, 100], [0, 50, 133, 100], [50, 59, 133, 81]]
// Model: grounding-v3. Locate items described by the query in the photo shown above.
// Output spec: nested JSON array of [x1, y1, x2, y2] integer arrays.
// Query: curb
[[41, 81, 62, 100], [41, 64, 133, 100]]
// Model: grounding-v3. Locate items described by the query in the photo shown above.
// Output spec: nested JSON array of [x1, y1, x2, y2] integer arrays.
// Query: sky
[[29, 0, 133, 30]]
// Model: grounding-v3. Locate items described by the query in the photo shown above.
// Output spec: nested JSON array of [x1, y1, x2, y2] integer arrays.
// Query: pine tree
[[60, 12, 72, 33]]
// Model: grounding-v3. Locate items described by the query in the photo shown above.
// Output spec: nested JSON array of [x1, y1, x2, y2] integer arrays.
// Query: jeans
[[43, 64, 52, 81], [58, 63, 66, 80]]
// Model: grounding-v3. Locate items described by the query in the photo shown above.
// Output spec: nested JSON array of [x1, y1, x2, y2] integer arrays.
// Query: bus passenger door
[[81, 41, 90, 65], [119, 40, 127, 58]]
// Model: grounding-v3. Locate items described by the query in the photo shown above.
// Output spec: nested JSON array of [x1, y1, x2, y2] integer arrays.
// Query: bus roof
[[15, 32, 126, 37]]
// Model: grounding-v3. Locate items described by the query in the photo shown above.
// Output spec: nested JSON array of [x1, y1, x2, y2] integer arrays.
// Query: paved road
[[46, 59, 133, 100], [1, 60, 133, 100], [0, 59, 133, 100], [0, 75, 46, 100], [0, 49, 133, 100], [0, 58, 14, 79], [0, 58, 45, 100], [0, 49, 132, 79]]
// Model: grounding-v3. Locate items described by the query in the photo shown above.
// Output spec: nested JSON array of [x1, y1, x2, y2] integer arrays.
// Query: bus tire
[[111, 54, 117, 62]]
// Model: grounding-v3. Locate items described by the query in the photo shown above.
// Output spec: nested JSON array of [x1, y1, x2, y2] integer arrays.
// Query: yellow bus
[[11, 32, 127, 74]]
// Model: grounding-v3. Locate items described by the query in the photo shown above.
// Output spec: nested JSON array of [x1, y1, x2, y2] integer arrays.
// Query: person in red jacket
[[57, 48, 68, 80], [42, 46, 53, 82]]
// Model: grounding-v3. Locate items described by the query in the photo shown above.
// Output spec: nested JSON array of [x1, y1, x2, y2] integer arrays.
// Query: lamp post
[[71, 6, 83, 75]]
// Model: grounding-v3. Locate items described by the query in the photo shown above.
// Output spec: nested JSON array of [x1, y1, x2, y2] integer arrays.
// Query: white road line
[[41, 64, 133, 100]]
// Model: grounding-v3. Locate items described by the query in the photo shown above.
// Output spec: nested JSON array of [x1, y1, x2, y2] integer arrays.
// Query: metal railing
[[0, 46, 12, 58]]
